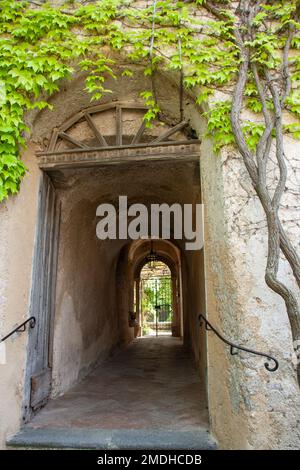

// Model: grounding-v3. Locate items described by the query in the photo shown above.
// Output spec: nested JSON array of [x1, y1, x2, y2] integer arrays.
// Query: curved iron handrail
[[199, 314, 278, 372], [0, 317, 36, 343]]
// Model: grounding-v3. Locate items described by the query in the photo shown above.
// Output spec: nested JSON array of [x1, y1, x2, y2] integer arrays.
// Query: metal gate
[[141, 276, 172, 336]]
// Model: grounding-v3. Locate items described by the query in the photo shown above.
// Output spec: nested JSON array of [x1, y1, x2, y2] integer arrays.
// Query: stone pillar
[[171, 275, 180, 337]]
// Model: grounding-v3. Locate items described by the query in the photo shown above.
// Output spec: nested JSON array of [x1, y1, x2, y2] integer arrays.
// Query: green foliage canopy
[[0, 0, 299, 201]]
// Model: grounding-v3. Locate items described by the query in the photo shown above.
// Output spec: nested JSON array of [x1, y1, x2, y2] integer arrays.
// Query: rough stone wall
[[218, 138, 300, 450], [197, 129, 300, 449]]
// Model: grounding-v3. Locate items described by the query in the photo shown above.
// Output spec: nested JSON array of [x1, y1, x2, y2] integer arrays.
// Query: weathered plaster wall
[[218, 137, 300, 450], [50, 192, 122, 396], [198, 135, 250, 449], [0, 146, 41, 448], [197, 129, 300, 449]]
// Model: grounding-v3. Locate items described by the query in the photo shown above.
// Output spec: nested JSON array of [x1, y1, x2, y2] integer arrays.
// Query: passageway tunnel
[[19, 157, 212, 447], [18, 103, 213, 449], [49, 159, 207, 397]]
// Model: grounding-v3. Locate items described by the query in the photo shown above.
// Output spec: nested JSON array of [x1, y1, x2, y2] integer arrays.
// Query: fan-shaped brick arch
[[47, 101, 196, 152]]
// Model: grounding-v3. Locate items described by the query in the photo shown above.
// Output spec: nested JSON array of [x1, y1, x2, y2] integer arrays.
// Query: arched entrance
[[18, 100, 214, 449]]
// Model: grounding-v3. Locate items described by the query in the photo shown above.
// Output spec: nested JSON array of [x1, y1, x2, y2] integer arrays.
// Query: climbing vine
[[0, 0, 299, 200], [0, 1, 300, 380]]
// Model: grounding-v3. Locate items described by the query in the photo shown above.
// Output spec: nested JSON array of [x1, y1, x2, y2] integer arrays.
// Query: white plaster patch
[[0, 342, 6, 365]]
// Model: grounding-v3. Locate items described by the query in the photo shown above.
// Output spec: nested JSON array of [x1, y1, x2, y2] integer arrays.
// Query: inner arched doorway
[[129, 239, 183, 339], [139, 260, 173, 337], [116, 237, 185, 347]]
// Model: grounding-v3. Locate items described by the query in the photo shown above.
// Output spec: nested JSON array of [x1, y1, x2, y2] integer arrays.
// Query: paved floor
[[28, 336, 209, 431]]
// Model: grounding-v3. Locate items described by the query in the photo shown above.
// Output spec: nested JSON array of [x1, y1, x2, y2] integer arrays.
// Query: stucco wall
[[182, 248, 207, 384], [218, 139, 300, 450], [198, 133, 300, 449], [50, 192, 122, 396], [0, 145, 41, 448]]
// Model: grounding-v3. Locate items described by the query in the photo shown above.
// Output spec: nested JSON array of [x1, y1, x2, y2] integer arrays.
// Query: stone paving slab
[[8, 427, 217, 450]]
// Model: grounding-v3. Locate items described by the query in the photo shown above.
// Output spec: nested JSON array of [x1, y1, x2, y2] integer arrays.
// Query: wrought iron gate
[[141, 276, 173, 336]]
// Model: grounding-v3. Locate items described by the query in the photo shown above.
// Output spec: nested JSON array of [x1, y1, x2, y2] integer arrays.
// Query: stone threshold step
[[7, 427, 217, 450]]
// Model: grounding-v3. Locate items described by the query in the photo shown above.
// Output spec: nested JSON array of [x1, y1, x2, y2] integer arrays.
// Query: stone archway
[[24, 99, 204, 416], [12, 94, 214, 447]]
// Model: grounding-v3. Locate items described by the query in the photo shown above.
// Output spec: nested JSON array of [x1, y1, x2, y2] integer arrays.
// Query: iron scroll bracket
[[199, 314, 278, 372], [0, 317, 36, 343]]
